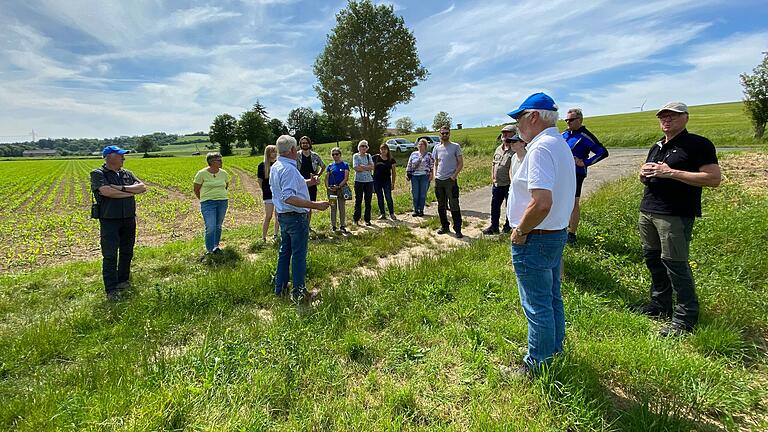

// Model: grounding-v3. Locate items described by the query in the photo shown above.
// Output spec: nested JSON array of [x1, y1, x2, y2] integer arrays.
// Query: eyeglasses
[[564, 118, 580, 123], [440, 132, 450, 135], [517, 111, 533, 121], [658, 113, 683, 121]]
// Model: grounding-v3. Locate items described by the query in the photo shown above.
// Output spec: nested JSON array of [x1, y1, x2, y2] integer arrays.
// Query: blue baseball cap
[[102, 145, 129, 157], [507, 92, 559, 119]]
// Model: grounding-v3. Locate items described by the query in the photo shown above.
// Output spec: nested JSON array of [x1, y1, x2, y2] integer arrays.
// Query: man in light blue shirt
[[270, 135, 330, 302]]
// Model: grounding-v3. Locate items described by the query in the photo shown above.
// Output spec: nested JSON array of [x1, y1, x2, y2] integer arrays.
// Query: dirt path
[[454, 148, 649, 222]]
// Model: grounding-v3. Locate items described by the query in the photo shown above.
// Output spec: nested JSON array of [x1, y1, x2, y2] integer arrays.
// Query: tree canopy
[[395, 117, 414, 134], [313, 0, 428, 148], [433, 111, 452, 131], [209, 113, 238, 156], [237, 108, 272, 155], [287, 107, 319, 141], [740, 53, 768, 138]]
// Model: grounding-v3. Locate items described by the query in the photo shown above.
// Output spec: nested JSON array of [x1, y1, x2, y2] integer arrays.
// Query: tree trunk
[[756, 122, 765, 139]]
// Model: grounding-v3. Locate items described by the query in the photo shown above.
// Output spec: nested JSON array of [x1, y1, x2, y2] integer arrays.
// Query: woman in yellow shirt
[[193, 152, 229, 254]]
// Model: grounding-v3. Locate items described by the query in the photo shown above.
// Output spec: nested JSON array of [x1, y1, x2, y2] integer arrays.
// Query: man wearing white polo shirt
[[270, 135, 330, 303], [504, 92, 576, 376]]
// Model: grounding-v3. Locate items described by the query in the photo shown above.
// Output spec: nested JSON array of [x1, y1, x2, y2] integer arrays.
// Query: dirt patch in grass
[[331, 212, 489, 285], [720, 153, 768, 195]]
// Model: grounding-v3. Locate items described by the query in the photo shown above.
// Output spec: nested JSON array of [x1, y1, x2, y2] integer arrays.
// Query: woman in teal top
[[193, 152, 229, 253]]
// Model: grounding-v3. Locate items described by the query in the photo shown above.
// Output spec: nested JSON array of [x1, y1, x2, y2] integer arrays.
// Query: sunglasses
[[564, 118, 580, 123], [440, 132, 450, 135], [332, 153, 341, 156]]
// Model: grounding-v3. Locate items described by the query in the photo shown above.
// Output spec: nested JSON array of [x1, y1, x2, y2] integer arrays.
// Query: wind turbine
[[633, 98, 647, 112]]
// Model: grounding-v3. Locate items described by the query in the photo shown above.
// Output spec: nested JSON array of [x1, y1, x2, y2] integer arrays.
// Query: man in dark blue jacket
[[562, 108, 608, 244]]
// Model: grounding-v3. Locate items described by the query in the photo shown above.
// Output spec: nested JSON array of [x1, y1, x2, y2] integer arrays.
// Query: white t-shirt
[[507, 127, 575, 230]]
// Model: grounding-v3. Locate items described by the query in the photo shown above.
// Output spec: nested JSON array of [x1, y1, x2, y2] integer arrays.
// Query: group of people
[[91, 93, 721, 379]]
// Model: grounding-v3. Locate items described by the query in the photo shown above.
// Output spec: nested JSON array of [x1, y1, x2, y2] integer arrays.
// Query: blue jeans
[[410, 174, 429, 212], [374, 179, 394, 216], [511, 229, 567, 370], [275, 212, 310, 297], [200, 199, 228, 252]]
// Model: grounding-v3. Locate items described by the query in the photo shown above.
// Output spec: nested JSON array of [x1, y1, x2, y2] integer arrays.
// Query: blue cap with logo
[[102, 145, 129, 157], [507, 92, 559, 119]]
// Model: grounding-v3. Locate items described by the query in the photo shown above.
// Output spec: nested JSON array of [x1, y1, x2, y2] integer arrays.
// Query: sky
[[1, 0, 766, 142]]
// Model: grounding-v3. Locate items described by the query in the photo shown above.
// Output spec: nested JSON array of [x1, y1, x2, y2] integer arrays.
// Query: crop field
[[0, 153, 479, 271], [0, 156, 273, 270]]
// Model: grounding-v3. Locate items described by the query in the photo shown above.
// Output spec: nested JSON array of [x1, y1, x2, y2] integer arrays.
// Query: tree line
[[0, 133, 179, 157]]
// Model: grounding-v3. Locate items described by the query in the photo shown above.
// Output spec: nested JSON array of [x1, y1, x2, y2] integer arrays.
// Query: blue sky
[[1, 0, 766, 142]]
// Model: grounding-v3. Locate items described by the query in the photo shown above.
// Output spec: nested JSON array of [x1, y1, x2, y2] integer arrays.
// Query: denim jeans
[[511, 229, 567, 370], [275, 212, 310, 297], [638, 212, 698, 328], [200, 199, 228, 252], [434, 178, 462, 231], [353, 181, 373, 223], [99, 217, 136, 294], [490, 184, 511, 230], [410, 174, 429, 212], [374, 178, 395, 216]]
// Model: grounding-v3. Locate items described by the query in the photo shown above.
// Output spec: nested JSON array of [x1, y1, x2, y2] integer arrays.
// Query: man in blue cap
[[90, 145, 147, 301], [503, 92, 576, 376]]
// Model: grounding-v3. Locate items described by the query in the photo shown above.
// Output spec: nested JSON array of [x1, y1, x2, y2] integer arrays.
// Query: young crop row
[[0, 156, 270, 269]]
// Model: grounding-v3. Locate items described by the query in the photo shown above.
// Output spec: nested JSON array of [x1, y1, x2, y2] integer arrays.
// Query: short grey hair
[[567, 108, 583, 119], [331, 147, 342, 155], [206, 152, 222, 165], [276, 135, 297, 154], [357, 140, 369, 151], [531, 109, 559, 126]]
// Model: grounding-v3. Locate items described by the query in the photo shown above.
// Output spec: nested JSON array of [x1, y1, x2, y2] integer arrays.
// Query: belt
[[279, 211, 308, 216], [527, 228, 565, 235]]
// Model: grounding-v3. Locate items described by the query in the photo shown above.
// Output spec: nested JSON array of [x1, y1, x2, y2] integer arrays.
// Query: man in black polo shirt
[[90, 146, 147, 301], [636, 102, 721, 336]]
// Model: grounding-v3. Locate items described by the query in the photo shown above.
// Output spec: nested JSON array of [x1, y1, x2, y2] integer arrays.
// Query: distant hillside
[[391, 102, 760, 149]]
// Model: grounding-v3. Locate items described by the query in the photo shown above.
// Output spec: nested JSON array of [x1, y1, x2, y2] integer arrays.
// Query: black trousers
[[435, 178, 462, 231], [490, 184, 510, 230], [353, 181, 373, 223], [99, 217, 136, 293]]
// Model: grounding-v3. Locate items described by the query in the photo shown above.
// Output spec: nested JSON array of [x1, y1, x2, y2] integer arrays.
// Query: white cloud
[[568, 32, 768, 117], [165, 6, 241, 29]]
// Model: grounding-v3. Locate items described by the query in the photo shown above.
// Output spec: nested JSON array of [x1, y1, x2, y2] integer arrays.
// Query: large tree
[[286, 107, 319, 140], [209, 113, 238, 156], [395, 116, 414, 134], [237, 108, 272, 155], [135, 136, 157, 157], [267, 118, 287, 140], [432, 111, 452, 131], [740, 53, 768, 138], [314, 0, 428, 148]]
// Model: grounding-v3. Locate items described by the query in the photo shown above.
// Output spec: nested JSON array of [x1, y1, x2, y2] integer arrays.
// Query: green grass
[[394, 102, 763, 150], [1, 152, 766, 430]]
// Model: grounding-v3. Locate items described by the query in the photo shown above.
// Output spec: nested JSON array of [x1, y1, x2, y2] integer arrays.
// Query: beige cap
[[500, 124, 517, 133], [656, 101, 688, 116]]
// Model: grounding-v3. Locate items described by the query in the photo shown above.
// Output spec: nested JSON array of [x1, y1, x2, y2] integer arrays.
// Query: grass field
[[1, 152, 766, 430], [395, 102, 763, 149]]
